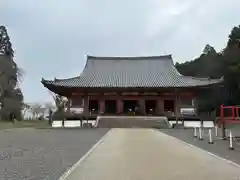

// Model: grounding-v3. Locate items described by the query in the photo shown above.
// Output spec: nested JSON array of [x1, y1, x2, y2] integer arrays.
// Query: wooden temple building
[[42, 55, 223, 117]]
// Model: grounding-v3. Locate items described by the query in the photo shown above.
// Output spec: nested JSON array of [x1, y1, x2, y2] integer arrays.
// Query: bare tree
[[48, 91, 68, 123], [43, 102, 54, 124], [22, 103, 31, 119]]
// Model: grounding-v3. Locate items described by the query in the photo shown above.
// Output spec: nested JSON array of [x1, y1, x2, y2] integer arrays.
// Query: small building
[[42, 55, 223, 117]]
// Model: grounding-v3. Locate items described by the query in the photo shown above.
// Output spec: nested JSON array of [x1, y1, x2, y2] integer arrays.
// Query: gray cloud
[[1, 0, 240, 102]]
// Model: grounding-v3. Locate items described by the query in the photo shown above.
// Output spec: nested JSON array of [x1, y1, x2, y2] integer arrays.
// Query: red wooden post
[[220, 104, 224, 123], [220, 104, 226, 139], [116, 99, 123, 114], [99, 100, 105, 115], [236, 107, 239, 118], [232, 106, 235, 121]]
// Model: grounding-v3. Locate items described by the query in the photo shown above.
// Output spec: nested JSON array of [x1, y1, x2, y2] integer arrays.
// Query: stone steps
[[97, 116, 170, 128]]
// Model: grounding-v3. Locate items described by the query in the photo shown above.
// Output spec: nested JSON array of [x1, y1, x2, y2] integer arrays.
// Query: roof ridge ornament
[[87, 55, 172, 60]]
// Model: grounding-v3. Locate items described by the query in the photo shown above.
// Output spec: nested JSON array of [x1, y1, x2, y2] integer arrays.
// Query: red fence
[[220, 104, 240, 124]]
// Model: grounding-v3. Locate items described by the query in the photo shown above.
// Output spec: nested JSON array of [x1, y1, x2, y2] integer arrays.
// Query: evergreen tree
[[0, 26, 24, 121], [175, 25, 240, 113]]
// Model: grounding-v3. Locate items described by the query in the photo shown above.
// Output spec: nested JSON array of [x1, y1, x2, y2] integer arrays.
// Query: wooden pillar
[[193, 98, 198, 116], [175, 96, 181, 117], [156, 99, 164, 115], [117, 99, 123, 114], [139, 99, 146, 115], [83, 95, 89, 117], [99, 99, 105, 115]]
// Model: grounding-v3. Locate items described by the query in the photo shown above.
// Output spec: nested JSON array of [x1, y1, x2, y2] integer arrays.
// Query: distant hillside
[[175, 25, 240, 111], [175, 44, 223, 79]]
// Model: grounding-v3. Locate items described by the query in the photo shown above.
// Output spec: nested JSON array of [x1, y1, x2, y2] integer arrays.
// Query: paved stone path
[[64, 128, 240, 180]]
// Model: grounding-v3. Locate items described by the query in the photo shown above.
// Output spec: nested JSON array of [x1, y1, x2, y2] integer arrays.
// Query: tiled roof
[[42, 55, 223, 88]]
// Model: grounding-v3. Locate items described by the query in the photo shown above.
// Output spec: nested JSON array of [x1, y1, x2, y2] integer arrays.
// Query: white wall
[[183, 121, 214, 128], [52, 120, 97, 128]]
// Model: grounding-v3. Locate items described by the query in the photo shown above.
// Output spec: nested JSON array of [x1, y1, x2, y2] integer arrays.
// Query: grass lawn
[[0, 120, 51, 130]]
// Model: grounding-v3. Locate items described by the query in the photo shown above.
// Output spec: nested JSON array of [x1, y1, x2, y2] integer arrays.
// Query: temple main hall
[[42, 55, 223, 117]]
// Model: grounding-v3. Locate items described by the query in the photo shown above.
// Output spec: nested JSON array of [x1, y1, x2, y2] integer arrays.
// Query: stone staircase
[[97, 116, 171, 128]]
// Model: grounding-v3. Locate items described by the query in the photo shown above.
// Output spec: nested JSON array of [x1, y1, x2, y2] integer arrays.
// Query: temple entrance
[[105, 100, 117, 114], [89, 100, 99, 115], [164, 100, 174, 112], [123, 100, 138, 113], [145, 100, 156, 115], [89, 100, 98, 111]]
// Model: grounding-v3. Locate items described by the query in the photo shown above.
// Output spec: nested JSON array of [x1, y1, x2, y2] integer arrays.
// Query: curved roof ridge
[[87, 54, 172, 60], [54, 76, 81, 81], [183, 76, 223, 81], [41, 75, 81, 83], [41, 54, 224, 90]]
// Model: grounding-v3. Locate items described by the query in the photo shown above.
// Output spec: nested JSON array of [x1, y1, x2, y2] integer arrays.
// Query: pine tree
[[0, 26, 24, 121]]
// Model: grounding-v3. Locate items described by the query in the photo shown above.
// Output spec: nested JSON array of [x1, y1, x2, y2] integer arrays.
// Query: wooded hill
[[175, 25, 240, 112]]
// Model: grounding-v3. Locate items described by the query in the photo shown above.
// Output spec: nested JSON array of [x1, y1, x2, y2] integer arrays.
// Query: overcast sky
[[1, 0, 240, 103]]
